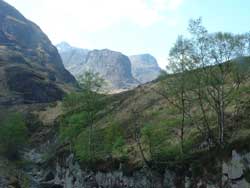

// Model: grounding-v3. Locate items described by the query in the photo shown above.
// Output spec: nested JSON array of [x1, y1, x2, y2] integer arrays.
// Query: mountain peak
[[56, 42, 73, 52], [129, 54, 161, 83], [56, 42, 162, 91], [130, 54, 158, 65]]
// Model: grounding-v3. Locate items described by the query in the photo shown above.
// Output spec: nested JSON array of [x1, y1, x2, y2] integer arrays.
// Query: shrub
[[104, 122, 125, 153], [74, 128, 105, 163], [0, 113, 28, 160], [74, 122, 127, 163], [59, 112, 88, 142]]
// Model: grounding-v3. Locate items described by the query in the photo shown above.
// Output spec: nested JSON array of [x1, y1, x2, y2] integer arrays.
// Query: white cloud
[[153, 0, 183, 11], [5, 0, 183, 69], [5, 0, 183, 44]]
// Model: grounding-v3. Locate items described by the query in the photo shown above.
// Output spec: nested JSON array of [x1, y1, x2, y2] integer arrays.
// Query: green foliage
[[142, 122, 176, 160], [60, 72, 128, 164], [79, 71, 104, 92], [62, 92, 84, 111], [0, 113, 28, 160], [60, 71, 105, 141], [104, 121, 126, 157], [60, 112, 88, 142], [142, 118, 199, 162], [74, 121, 127, 163], [143, 123, 182, 161], [243, 168, 250, 183], [162, 18, 250, 146], [21, 174, 30, 188], [74, 129, 92, 162]]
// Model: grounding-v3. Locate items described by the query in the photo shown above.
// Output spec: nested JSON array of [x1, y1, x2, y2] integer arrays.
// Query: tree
[[78, 71, 105, 162], [0, 113, 28, 160], [131, 109, 150, 167], [161, 36, 194, 154], [184, 18, 249, 145], [104, 119, 126, 158], [60, 111, 88, 144], [60, 71, 105, 162], [244, 32, 250, 55]]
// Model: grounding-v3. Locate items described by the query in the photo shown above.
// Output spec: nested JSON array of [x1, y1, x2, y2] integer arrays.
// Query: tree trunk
[[181, 91, 185, 155], [219, 85, 225, 145]]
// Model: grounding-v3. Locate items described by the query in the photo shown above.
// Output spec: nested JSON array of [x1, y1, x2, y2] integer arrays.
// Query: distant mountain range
[[56, 42, 162, 91]]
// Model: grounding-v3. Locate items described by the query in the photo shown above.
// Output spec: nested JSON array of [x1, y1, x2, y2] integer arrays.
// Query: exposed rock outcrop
[[19, 145, 250, 188], [83, 49, 138, 90], [0, 0, 77, 105], [56, 42, 89, 74], [57, 43, 162, 92], [129, 54, 161, 83], [57, 43, 138, 91]]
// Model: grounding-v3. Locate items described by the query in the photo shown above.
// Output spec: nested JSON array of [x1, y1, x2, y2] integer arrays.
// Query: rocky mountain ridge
[[56, 42, 161, 91], [0, 0, 77, 105], [129, 54, 161, 83]]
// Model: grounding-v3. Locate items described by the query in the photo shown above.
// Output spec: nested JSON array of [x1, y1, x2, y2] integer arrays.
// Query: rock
[[0, 0, 77, 105], [56, 42, 89, 68], [57, 43, 162, 91], [58, 43, 153, 92], [222, 150, 250, 188], [8, 176, 20, 188], [6, 66, 64, 103], [44, 172, 55, 182], [57, 44, 138, 91], [18, 147, 250, 188], [129, 54, 161, 83], [83, 49, 138, 90]]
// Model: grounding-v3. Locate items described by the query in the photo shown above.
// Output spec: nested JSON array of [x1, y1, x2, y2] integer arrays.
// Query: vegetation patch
[[0, 113, 28, 160]]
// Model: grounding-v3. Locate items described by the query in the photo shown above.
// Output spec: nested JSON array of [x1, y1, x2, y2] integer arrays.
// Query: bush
[[74, 122, 127, 163], [60, 112, 88, 142], [74, 128, 105, 163], [104, 122, 126, 158], [0, 113, 28, 160]]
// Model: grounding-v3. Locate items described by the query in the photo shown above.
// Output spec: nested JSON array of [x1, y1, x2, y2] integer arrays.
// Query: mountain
[[82, 49, 138, 90], [1, 57, 249, 188], [56, 42, 89, 70], [57, 43, 162, 91], [0, 0, 77, 105], [57, 43, 138, 91], [129, 54, 161, 83]]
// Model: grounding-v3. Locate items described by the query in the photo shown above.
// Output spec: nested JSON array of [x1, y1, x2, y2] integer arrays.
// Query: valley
[[0, 1, 250, 188]]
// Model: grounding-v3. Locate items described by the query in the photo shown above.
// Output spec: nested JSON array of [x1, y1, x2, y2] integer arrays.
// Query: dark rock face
[[129, 54, 161, 83], [6, 67, 64, 103], [0, 0, 77, 104]]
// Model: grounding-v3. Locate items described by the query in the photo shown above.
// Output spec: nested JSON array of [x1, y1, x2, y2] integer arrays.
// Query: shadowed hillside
[[0, 0, 77, 105]]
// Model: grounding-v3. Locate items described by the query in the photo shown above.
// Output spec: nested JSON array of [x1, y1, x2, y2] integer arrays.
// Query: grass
[[40, 57, 250, 170]]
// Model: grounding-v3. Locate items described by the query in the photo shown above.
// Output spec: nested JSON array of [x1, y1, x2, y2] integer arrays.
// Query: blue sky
[[5, 0, 250, 68]]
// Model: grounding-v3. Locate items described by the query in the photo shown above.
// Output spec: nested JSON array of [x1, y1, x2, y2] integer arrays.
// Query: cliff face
[[0, 0, 77, 104], [41, 150, 250, 188], [57, 43, 161, 92], [57, 43, 138, 91], [83, 49, 138, 89], [129, 54, 161, 83], [2, 146, 249, 188], [56, 42, 89, 74]]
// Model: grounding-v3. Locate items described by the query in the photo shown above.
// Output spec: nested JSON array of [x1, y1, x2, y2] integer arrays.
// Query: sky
[[4, 0, 250, 68]]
